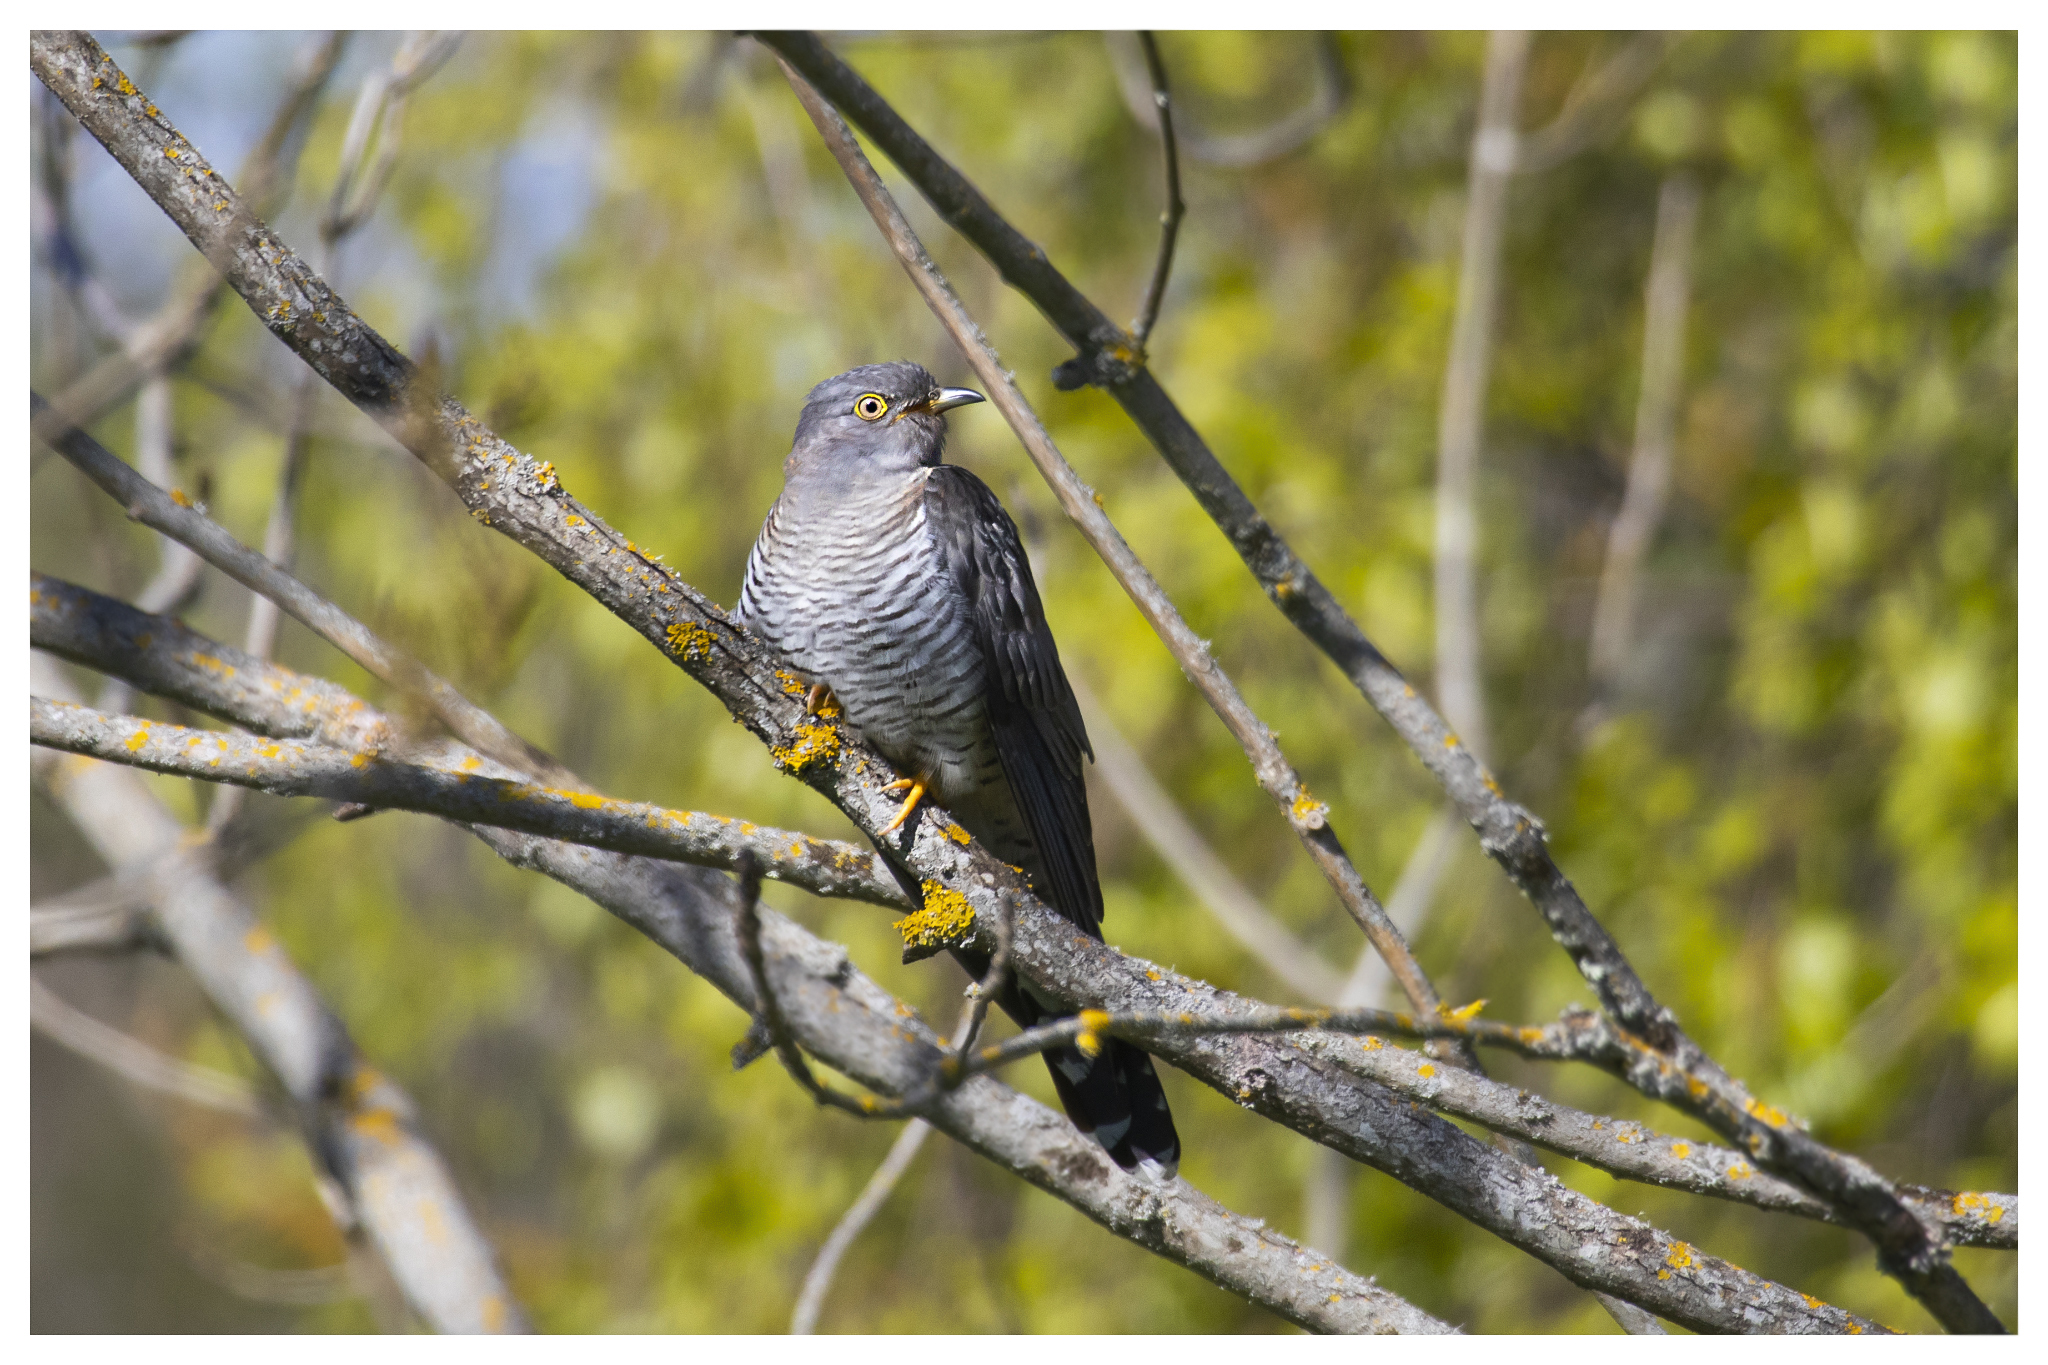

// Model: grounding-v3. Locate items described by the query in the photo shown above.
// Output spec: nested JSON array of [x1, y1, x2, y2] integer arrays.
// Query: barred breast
[[738, 469, 1007, 815]]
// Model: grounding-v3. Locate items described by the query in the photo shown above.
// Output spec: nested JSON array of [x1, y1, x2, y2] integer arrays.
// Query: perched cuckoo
[[738, 361, 1181, 1179]]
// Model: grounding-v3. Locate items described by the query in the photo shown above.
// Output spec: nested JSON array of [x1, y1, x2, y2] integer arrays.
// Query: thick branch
[[31, 37, 1894, 1331], [747, 31, 2001, 1333], [31, 656, 526, 1334], [41, 579, 1897, 1333]]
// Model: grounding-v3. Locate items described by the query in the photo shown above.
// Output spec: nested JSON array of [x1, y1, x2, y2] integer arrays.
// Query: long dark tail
[[954, 950, 1180, 1179]]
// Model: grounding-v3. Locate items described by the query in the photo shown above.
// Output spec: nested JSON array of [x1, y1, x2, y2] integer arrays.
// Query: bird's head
[[785, 361, 985, 478]]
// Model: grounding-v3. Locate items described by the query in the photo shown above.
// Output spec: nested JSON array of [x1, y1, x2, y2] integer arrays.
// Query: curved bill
[[928, 387, 986, 413]]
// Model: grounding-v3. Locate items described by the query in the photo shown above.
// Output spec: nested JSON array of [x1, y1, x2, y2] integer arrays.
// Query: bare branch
[[1072, 675, 1345, 1002], [1434, 30, 1529, 764], [749, 33, 2004, 1331], [790, 1119, 932, 1334], [1107, 32, 1349, 169], [31, 32, 347, 447], [1130, 32, 1184, 349], [33, 393, 577, 788], [30, 38, 1900, 1329], [31, 977, 259, 1115], [1587, 174, 1701, 703], [1514, 33, 1676, 176], [31, 655, 527, 1334]]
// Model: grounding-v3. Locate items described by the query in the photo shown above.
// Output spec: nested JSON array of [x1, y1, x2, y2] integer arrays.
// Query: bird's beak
[[927, 387, 986, 414]]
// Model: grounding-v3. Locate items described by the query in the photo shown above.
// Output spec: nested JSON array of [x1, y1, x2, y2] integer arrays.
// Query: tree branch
[[746, 31, 2003, 1332], [1587, 174, 1701, 703], [1434, 30, 1529, 764], [31, 976, 259, 1115], [1106, 32, 1350, 169], [31, 654, 527, 1334], [37, 582, 1907, 1333], [1130, 32, 1184, 349], [30, 36, 1899, 1330]]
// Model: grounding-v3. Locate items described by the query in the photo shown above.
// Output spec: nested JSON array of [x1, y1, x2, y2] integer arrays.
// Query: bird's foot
[[804, 682, 840, 717], [875, 777, 927, 836]]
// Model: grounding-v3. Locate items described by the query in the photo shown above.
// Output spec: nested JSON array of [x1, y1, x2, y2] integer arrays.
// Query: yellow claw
[[876, 778, 927, 836]]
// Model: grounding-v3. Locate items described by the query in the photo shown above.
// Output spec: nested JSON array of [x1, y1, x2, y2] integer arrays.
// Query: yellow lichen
[[665, 620, 715, 662], [772, 718, 841, 774], [1744, 1096, 1791, 1129], [1075, 1009, 1110, 1059], [125, 724, 150, 753], [1727, 1161, 1754, 1180], [1802, 1294, 1823, 1310], [1361, 1036, 1384, 1051], [1666, 1242, 1694, 1270], [894, 881, 977, 953], [1289, 786, 1328, 827], [1417, 1063, 1436, 1078], [1671, 1142, 1691, 1159], [169, 487, 194, 508], [943, 823, 970, 846], [1443, 998, 1488, 1023]]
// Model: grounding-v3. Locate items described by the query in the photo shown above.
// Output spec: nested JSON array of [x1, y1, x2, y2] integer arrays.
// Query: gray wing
[[923, 465, 1103, 936]]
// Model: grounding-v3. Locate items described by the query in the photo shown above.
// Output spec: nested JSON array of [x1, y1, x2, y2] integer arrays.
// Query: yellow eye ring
[[854, 393, 888, 421]]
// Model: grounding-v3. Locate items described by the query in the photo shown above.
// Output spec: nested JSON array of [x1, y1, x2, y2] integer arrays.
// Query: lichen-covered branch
[[28, 693, 908, 909], [31, 655, 527, 1334], [745, 31, 2002, 1333], [41, 578, 1887, 1334], [30, 36, 1891, 1331]]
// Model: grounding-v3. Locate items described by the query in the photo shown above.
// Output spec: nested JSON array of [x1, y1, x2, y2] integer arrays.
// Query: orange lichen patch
[[1951, 1192, 2004, 1222], [1442, 998, 1488, 1023], [1686, 1076, 1710, 1098], [351, 1106, 402, 1145], [1615, 1127, 1641, 1144], [771, 719, 841, 774], [1289, 786, 1329, 827], [1361, 1036, 1384, 1051], [1442, 732, 1461, 749], [125, 723, 150, 752], [1744, 1097, 1791, 1129], [560, 789, 605, 810], [894, 882, 976, 953], [1846, 1324, 1863, 1335], [460, 754, 481, 771], [564, 514, 584, 527], [942, 823, 971, 846], [665, 621, 715, 662], [191, 651, 234, 677], [350, 752, 371, 768], [1726, 1161, 1754, 1180], [1666, 1242, 1695, 1271], [1417, 1063, 1436, 1078], [1518, 1026, 1546, 1045], [243, 926, 275, 955], [775, 670, 807, 697], [1802, 1294, 1824, 1310], [1671, 1142, 1691, 1159], [1145, 969, 1161, 981], [1481, 773, 1504, 797]]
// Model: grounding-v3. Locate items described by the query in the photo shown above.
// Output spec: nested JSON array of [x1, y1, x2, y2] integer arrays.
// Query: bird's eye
[[854, 393, 888, 421]]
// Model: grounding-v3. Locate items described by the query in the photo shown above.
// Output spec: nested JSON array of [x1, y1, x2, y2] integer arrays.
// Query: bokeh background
[[30, 30, 2016, 1333]]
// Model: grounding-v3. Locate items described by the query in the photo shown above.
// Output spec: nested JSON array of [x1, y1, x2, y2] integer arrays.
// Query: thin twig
[[1130, 32, 1184, 349], [1586, 174, 1701, 707], [31, 977, 260, 1115], [1106, 32, 1350, 169], [750, 32, 2003, 1332], [790, 1118, 932, 1333]]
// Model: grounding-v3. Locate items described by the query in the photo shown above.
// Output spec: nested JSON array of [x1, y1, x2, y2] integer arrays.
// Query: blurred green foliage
[[31, 30, 2014, 1333]]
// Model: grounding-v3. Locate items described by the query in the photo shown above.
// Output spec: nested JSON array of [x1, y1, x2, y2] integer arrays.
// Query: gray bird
[[738, 360, 1180, 1179]]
